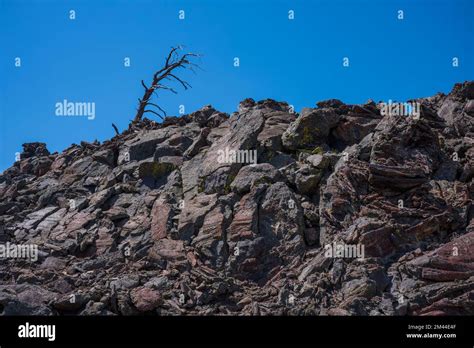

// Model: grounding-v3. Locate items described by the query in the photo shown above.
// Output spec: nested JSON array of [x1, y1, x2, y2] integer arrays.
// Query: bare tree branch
[[146, 102, 167, 117], [133, 46, 199, 123], [143, 109, 164, 120], [157, 85, 178, 94], [168, 73, 191, 89], [112, 123, 119, 135], [165, 46, 181, 67]]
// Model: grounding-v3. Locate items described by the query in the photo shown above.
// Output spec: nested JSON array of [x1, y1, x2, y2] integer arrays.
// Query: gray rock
[[230, 163, 283, 194], [282, 107, 340, 150]]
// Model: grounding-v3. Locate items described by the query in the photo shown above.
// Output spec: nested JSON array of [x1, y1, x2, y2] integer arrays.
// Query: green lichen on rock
[[311, 146, 324, 155], [197, 176, 206, 193], [224, 173, 237, 194], [302, 126, 314, 146], [138, 161, 176, 179]]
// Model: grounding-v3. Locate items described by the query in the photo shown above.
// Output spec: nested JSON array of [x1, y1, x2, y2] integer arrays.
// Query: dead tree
[[133, 46, 199, 123]]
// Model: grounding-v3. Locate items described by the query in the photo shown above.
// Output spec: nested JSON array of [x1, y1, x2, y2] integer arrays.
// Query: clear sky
[[1, 0, 473, 172]]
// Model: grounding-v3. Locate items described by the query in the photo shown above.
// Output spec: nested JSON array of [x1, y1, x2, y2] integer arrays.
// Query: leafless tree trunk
[[133, 46, 199, 123]]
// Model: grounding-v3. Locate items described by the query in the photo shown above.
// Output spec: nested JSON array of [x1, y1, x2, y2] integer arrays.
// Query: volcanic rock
[[0, 82, 473, 316]]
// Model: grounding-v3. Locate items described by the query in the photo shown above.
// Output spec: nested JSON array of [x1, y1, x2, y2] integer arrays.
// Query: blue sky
[[1, 0, 473, 172]]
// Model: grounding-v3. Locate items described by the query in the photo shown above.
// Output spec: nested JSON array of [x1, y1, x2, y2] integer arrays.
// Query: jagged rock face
[[0, 82, 473, 316]]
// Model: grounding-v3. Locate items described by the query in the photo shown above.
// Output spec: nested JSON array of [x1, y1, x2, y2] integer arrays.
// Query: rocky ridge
[[0, 81, 473, 316]]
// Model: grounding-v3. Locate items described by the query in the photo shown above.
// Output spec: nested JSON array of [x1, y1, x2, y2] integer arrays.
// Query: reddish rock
[[130, 287, 162, 312], [150, 196, 172, 241], [148, 239, 186, 263]]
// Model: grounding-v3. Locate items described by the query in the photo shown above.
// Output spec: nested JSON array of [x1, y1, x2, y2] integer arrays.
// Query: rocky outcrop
[[0, 82, 473, 316]]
